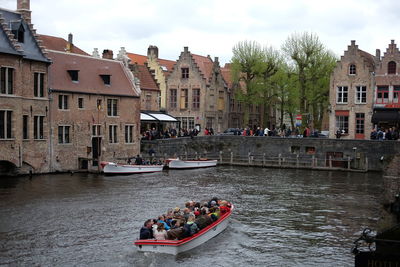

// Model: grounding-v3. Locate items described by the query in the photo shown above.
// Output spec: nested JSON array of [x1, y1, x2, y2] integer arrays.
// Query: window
[[58, 125, 70, 144], [100, 75, 111, 85], [0, 110, 12, 139], [336, 86, 348, 104], [388, 61, 396, 74], [218, 91, 224, 111], [170, 89, 177, 109], [355, 113, 365, 134], [78, 98, 84, 109], [229, 98, 235, 112], [67, 70, 79, 82], [349, 64, 356, 75], [12, 24, 24, 43], [181, 68, 189, 79], [180, 89, 188, 109], [0, 67, 14, 94], [107, 99, 118, 116], [34, 73, 45, 97], [23, 115, 28, 139], [109, 125, 118, 143], [394, 86, 400, 103], [376, 86, 389, 104], [181, 117, 188, 130], [206, 117, 214, 129], [192, 89, 200, 109], [145, 94, 151, 110], [355, 86, 366, 104], [92, 125, 101, 136], [125, 125, 134, 143], [33, 116, 44, 139], [58, 95, 68, 109], [306, 147, 316, 155], [189, 117, 194, 129], [335, 115, 349, 133]]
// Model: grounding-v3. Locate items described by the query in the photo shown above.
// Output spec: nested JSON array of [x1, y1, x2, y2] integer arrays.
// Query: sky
[[1, 0, 400, 65]]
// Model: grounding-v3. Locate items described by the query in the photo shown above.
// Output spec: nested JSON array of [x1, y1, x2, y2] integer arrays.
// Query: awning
[[371, 109, 400, 123], [140, 112, 178, 122]]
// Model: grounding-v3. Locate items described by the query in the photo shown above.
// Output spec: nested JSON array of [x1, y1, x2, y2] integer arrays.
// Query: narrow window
[[145, 94, 151, 110], [34, 73, 45, 97], [78, 97, 84, 109], [335, 115, 349, 133], [192, 89, 200, 109], [58, 95, 69, 109], [0, 110, 12, 139], [58, 125, 71, 144], [125, 125, 134, 143], [109, 125, 118, 143], [170, 89, 177, 109], [349, 64, 356, 75], [23, 115, 29, 139], [189, 117, 194, 129], [33, 116, 44, 139], [355, 86, 366, 104], [181, 68, 189, 78], [394, 86, 400, 103], [355, 113, 365, 134], [388, 61, 396, 74], [218, 91, 224, 111], [107, 99, 118, 116], [336, 86, 348, 104], [92, 125, 101, 136], [180, 89, 188, 109], [0, 67, 14, 94]]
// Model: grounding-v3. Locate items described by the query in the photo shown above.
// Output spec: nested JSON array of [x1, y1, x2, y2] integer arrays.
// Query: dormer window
[[100, 75, 111, 85], [181, 68, 189, 79], [388, 61, 396, 74], [11, 23, 24, 43], [67, 70, 79, 82], [349, 64, 356, 75]]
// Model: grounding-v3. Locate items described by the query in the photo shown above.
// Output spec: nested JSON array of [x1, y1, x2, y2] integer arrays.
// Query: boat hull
[[134, 205, 233, 255], [103, 163, 163, 174], [166, 159, 218, 169]]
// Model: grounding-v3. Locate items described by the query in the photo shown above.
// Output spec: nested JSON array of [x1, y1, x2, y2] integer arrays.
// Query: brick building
[[0, 2, 51, 174], [329, 40, 400, 139], [166, 47, 230, 133], [329, 40, 375, 139], [46, 49, 141, 171]]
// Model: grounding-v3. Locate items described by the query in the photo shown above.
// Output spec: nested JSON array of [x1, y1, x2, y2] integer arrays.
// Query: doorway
[[92, 137, 102, 166]]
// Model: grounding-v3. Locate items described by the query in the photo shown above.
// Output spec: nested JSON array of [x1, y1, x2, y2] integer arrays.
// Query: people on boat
[[157, 215, 171, 230], [139, 219, 154, 239], [135, 155, 143, 165], [153, 223, 168, 240], [182, 215, 199, 238]]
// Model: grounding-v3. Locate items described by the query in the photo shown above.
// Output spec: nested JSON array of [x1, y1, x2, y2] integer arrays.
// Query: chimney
[[102, 49, 113, 59], [147, 45, 159, 59], [376, 49, 381, 59], [17, 0, 31, 24], [92, 48, 100, 58], [66, 33, 73, 53], [184, 46, 188, 53], [214, 57, 219, 63], [351, 40, 356, 46]]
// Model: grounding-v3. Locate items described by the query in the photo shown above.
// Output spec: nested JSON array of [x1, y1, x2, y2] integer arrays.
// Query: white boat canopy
[[140, 112, 178, 122]]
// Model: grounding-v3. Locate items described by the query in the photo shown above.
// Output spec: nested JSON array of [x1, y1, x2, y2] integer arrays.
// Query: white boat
[[134, 204, 233, 255], [165, 158, 218, 169], [101, 162, 163, 174]]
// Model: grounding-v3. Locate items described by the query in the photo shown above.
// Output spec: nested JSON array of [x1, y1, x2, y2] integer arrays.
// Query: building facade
[[46, 50, 141, 171], [0, 2, 51, 174], [329, 40, 375, 139], [166, 47, 230, 133]]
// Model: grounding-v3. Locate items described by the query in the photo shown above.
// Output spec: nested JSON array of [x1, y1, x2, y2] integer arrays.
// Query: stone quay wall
[[141, 136, 400, 172]]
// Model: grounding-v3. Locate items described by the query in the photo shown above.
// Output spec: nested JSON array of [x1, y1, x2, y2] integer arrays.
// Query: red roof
[[127, 53, 147, 65], [136, 65, 159, 91], [221, 63, 232, 88], [127, 52, 176, 77], [39, 34, 89, 55], [191, 54, 213, 84], [47, 50, 139, 97]]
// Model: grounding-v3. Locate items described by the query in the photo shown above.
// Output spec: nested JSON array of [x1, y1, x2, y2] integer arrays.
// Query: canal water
[[0, 167, 383, 266]]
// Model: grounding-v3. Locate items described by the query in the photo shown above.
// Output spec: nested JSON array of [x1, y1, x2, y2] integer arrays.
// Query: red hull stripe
[[134, 205, 234, 246]]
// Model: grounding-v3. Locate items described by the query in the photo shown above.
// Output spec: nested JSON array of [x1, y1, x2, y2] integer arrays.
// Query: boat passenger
[[139, 219, 154, 240], [182, 208, 191, 222], [208, 207, 219, 222], [157, 215, 170, 230], [194, 210, 212, 229], [134, 155, 143, 165], [167, 227, 185, 240], [153, 223, 168, 240], [219, 201, 231, 215], [183, 215, 199, 238]]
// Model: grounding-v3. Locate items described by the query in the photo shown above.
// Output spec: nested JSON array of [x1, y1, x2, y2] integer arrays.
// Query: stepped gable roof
[[191, 54, 213, 84], [127, 52, 176, 77], [0, 8, 50, 62], [39, 34, 89, 55], [136, 64, 159, 91], [358, 49, 375, 67], [47, 50, 139, 97], [221, 63, 232, 89]]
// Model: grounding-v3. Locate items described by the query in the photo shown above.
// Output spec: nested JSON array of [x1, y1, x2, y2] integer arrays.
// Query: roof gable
[[135, 64, 159, 91]]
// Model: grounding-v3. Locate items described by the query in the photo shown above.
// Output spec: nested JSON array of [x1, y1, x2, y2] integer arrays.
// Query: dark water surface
[[0, 167, 383, 266]]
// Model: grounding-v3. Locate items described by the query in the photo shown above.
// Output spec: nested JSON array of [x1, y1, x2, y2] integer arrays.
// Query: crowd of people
[[142, 127, 200, 140], [370, 127, 400, 140], [139, 197, 231, 241]]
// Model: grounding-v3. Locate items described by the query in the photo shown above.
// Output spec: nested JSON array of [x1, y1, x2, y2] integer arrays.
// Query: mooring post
[[248, 152, 251, 165], [348, 157, 351, 170], [296, 154, 299, 168], [329, 156, 332, 168], [195, 151, 198, 159], [230, 152, 233, 165], [219, 151, 223, 163], [185, 151, 188, 160]]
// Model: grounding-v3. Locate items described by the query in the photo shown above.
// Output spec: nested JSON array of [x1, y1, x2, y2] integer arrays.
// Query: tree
[[282, 32, 335, 130]]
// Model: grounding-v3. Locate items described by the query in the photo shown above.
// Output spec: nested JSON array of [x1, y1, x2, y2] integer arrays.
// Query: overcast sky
[[1, 0, 400, 65]]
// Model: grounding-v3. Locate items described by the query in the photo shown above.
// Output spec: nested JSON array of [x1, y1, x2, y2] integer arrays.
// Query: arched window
[[349, 64, 356, 75], [388, 61, 396, 74]]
